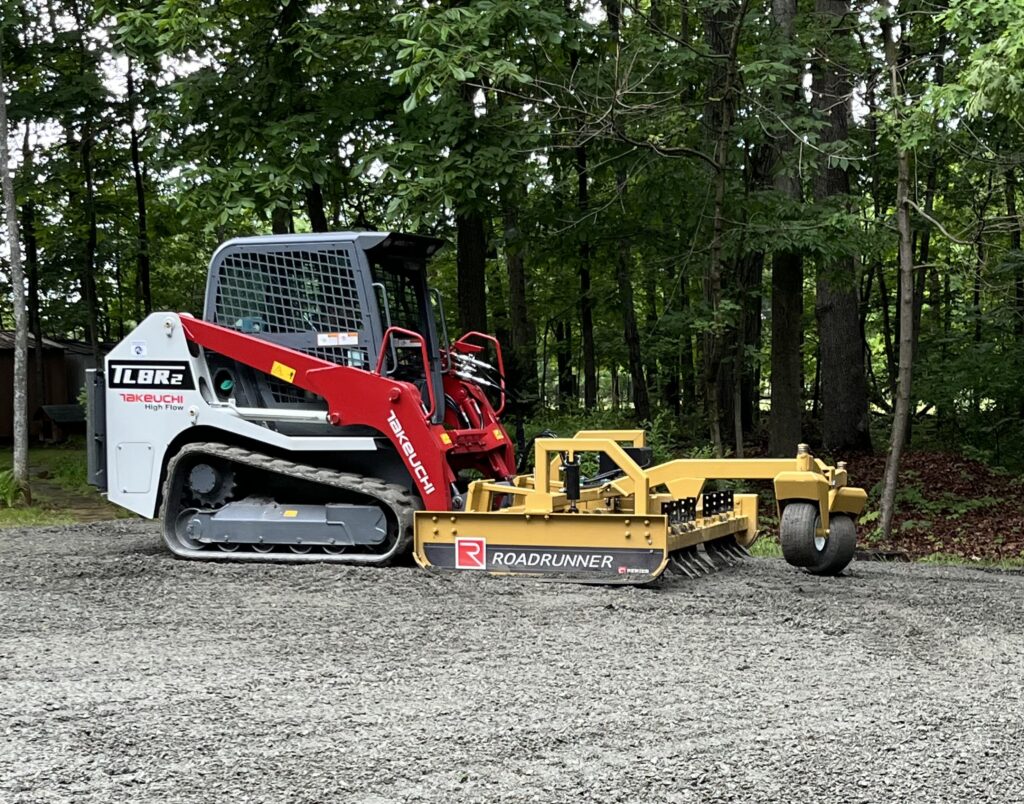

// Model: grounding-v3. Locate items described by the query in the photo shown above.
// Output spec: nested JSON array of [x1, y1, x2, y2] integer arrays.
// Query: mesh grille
[[268, 377, 310, 405], [213, 247, 369, 369]]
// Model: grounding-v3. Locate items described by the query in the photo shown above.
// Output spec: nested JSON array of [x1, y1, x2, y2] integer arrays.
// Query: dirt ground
[[2, 521, 1023, 803]]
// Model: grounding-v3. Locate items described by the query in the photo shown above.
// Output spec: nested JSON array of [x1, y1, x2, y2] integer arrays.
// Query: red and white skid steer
[[87, 232, 866, 583]]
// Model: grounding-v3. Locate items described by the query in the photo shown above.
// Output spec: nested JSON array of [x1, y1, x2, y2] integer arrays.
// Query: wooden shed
[[0, 332, 70, 441]]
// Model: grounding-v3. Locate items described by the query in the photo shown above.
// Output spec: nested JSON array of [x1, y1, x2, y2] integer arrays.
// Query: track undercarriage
[[161, 443, 419, 564]]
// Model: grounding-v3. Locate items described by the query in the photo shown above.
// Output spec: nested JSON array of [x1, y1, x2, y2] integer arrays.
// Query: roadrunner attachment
[[414, 432, 867, 585]]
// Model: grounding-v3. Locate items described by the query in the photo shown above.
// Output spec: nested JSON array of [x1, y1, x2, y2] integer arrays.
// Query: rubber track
[[161, 442, 421, 565]]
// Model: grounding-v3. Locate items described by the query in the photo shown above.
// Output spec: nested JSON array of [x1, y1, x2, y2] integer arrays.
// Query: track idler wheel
[[779, 502, 856, 576]]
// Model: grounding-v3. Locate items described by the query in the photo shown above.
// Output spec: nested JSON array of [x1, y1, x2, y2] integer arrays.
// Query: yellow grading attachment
[[413, 430, 868, 585]]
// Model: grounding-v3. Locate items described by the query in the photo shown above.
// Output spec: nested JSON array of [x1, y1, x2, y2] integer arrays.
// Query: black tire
[[779, 502, 820, 568], [779, 503, 858, 576], [805, 513, 857, 576]]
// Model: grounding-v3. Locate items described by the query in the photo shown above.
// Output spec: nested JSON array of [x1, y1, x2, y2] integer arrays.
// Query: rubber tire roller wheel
[[779, 502, 857, 576]]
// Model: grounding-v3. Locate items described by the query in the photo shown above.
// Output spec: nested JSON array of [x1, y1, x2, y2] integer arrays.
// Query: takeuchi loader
[[87, 232, 867, 583]]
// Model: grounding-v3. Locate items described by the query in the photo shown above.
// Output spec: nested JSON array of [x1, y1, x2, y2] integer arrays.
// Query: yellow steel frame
[[413, 430, 867, 576], [462, 430, 865, 534]]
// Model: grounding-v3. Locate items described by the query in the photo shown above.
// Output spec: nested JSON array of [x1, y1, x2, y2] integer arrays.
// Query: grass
[[749, 533, 1024, 570], [0, 507, 75, 528], [918, 552, 1024, 571], [0, 440, 124, 528], [749, 536, 782, 558], [0, 440, 92, 494]]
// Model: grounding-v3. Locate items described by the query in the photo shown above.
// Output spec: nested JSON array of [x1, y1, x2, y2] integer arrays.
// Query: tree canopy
[[3, 0, 1024, 479]]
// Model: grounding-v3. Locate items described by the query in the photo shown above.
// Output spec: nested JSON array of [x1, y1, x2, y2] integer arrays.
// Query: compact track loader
[[87, 232, 866, 584]]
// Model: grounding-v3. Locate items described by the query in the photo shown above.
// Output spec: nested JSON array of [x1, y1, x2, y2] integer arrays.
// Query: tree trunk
[[1006, 168, 1023, 339], [271, 205, 291, 234], [503, 199, 537, 413], [812, 0, 871, 454], [81, 123, 101, 360], [879, 12, 916, 539], [20, 129, 42, 407], [456, 211, 488, 333], [0, 48, 30, 500], [645, 273, 660, 406], [564, 0, 596, 408], [733, 332, 744, 457], [701, 4, 736, 456], [680, 270, 696, 412], [576, 149, 597, 410], [23, 198, 44, 406], [126, 59, 152, 318], [770, 250, 803, 455], [613, 172, 651, 422], [738, 249, 764, 437], [877, 265, 896, 396], [972, 175, 992, 358], [554, 319, 573, 409], [305, 182, 329, 233], [604, 0, 649, 421], [767, 0, 804, 457]]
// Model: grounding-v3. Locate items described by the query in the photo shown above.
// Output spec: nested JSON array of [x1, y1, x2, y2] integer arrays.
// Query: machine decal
[[119, 393, 184, 405], [491, 550, 614, 570], [270, 361, 297, 383], [424, 543, 664, 574], [455, 537, 486, 569], [109, 361, 195, 390], [386, 409, 437, 495], [316, 332, 359, 347]]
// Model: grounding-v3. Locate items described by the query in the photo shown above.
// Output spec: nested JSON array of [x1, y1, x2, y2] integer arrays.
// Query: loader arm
[[179, 315, 458, 510]]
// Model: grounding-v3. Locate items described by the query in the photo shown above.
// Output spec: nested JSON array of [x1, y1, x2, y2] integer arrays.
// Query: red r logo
[[455, 537, 486, 569]]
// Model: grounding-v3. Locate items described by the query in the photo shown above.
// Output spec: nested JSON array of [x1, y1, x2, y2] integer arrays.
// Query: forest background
[[3, 0, 1024, 554]]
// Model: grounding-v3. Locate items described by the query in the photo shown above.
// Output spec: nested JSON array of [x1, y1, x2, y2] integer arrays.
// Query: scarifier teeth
[[668, 553, 700, 578], [670, 539, 750, 580], [692, 551, 718, 574], [704, 542, 731, 568]]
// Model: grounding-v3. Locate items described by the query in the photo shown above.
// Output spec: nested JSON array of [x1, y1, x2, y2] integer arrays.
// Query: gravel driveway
[[2, 521, 1023, 803]]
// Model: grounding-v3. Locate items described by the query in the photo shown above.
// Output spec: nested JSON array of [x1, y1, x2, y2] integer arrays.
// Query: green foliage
[[5, 0, 1024, 490], [869, 474, 1000, 521], [0, 470, 21, 508], [937, 0, 1024, 122]]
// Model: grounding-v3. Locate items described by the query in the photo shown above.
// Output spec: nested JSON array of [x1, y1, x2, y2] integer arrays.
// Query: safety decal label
[[108, 361, 195, 390], [316, 332, 359, 347], [270, 361, 297, 383]]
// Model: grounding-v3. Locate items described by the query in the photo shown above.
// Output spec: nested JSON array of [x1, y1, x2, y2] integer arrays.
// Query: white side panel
[[104, 313, 377, 519]]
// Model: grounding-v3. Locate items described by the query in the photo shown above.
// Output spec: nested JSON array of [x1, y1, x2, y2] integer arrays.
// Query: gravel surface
[[2, 521, 1023, 803]]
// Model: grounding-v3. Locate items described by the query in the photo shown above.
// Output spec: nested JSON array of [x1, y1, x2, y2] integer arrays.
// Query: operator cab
[[201, 231, 448, 426], [366, 233, 448, 424]]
